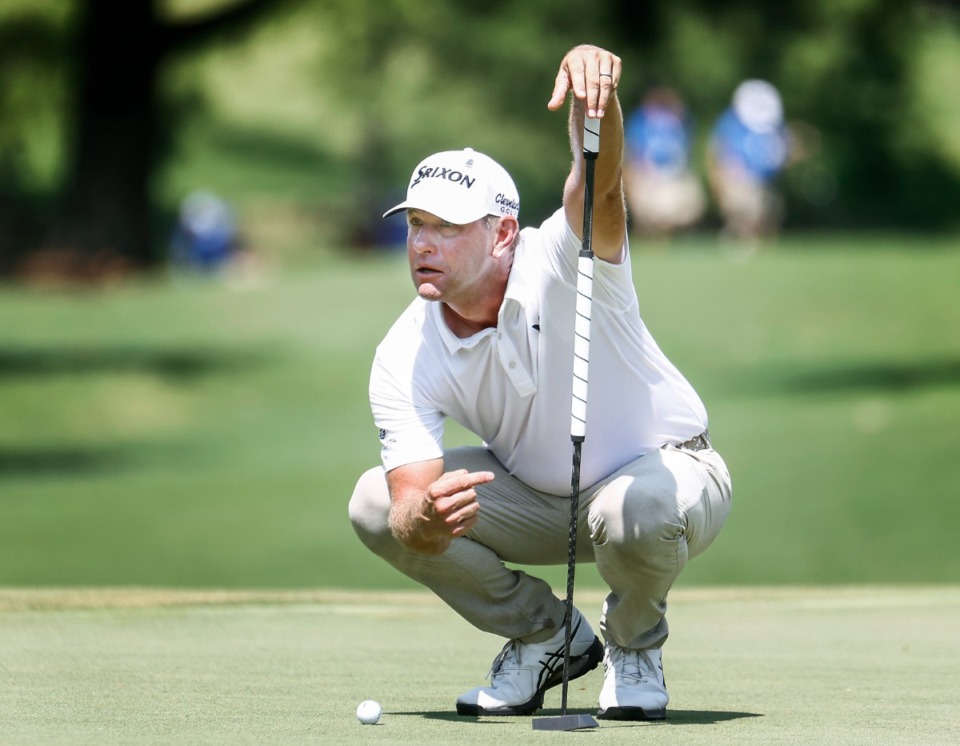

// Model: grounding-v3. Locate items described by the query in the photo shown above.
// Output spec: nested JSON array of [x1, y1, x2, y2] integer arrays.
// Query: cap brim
[[382, 203, 410, 219], [381, 201, 487, 225]]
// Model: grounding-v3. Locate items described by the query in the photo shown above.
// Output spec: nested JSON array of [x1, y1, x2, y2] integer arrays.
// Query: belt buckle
[[682, 430, 710, 452]]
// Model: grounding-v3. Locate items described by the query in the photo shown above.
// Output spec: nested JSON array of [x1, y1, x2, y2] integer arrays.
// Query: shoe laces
[[486, 615, 582, 682], [608, 647, 661, 685], [487, 639, 523, 679]]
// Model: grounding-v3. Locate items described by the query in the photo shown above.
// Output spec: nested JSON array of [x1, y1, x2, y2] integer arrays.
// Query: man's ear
[[491, 216, 519, 258]]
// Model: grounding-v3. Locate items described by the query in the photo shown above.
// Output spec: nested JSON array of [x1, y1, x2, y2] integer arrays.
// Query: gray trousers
[[348, 444, 732, 651]]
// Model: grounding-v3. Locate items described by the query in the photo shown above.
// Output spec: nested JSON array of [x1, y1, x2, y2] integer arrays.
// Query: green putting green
[[1, 586, 957, 744]]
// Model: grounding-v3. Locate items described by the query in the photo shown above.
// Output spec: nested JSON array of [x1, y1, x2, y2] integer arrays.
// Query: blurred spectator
[[623, 86, 706, 239], [707, 80, 791, 243], [169, 190, 239, 273]]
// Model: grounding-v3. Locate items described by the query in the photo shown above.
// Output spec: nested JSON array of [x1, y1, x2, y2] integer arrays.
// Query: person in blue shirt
[[623, 86, 705, 238], [169, 190, 238, 273], [707, 80, 791, 243]]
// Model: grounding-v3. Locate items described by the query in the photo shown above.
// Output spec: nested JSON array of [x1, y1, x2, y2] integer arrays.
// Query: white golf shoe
[[455, 609, 603, 716], [597, 644, 669, 720]]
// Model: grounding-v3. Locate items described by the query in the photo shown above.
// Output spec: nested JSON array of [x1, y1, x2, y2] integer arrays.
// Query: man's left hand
[[547, 44, 622, 119]]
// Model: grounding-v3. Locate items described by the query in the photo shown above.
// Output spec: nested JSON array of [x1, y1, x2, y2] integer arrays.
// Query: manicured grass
[[1, 236, 959, 588], [0, 586, 957, 744]]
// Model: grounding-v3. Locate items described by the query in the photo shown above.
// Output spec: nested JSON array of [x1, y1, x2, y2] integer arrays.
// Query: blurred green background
[[1, 0, 959, 589]]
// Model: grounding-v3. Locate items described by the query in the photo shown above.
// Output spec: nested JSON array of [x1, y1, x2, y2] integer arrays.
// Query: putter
[[532, 115, 601, 733]]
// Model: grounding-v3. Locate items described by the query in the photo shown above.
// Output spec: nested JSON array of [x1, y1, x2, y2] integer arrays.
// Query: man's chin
[[416, 284, 443, 302]]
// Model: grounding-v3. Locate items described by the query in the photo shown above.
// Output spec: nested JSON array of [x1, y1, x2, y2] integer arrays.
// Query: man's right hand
[[387, 462, 494, 555]]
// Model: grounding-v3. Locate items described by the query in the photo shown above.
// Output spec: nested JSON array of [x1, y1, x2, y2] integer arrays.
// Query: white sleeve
[[532, 208, 636, 311], [369, 339, 445, 473]]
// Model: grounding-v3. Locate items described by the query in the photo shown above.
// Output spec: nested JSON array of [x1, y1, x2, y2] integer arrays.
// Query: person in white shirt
[[349, 43, 732, 721]]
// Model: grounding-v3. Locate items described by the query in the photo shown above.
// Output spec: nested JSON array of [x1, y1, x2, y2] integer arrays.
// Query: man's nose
[[410, 226, 436, 254]]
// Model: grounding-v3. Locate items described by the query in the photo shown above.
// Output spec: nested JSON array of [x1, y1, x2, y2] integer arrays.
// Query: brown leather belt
[[678, 430, 711, 452]]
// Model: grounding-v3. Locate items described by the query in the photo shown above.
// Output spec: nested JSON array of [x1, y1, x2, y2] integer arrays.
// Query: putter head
[[531, 713, 599, 731]]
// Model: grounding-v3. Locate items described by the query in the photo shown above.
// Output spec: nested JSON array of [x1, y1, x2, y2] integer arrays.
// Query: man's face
[[406, 209, 498, 304]]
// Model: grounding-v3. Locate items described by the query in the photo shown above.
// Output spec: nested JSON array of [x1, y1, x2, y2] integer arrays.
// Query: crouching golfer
[[349, 44, 732, 720]]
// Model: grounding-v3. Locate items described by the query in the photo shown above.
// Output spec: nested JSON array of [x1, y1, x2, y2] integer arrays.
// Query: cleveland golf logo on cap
[[410, 165, 477, 190], [496, 193, 520, 216]]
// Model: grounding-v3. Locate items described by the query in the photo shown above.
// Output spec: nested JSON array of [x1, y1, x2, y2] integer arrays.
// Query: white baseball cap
[[383, 148, 520, 224]]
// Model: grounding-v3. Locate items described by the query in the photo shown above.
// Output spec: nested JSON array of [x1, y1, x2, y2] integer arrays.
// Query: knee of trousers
[[348, 466, 394, 555], [588, 477, 686, 551]]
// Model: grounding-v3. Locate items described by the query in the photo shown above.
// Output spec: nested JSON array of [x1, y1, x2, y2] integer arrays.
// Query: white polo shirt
[[370, 208, 707, 496]]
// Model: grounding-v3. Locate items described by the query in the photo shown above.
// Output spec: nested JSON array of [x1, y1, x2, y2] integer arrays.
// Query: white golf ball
[[356, 699, 382, 725]]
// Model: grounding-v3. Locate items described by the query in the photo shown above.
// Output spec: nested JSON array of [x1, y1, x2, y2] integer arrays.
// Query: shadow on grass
[[789, 358, 960, 393], [663, 709, 764, 725], [0, 345, 269, 381], [0, 446, 127, 477], [394, 711, 513, 724], [733, 357, 960, 396], [393, 709, 762, 726]]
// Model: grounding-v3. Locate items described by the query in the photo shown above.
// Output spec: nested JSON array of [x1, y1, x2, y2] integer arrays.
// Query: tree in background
[[0, 6, 67, 274], [0, 0, 291, 279], [1, 0, 959, 280]]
